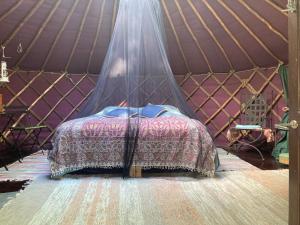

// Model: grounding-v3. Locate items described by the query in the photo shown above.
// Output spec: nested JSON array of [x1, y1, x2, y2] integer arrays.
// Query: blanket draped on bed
[[48, 116, 216, 177]]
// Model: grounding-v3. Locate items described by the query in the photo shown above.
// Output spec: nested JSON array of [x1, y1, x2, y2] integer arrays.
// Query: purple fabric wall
[[0, 67, 285, 150]]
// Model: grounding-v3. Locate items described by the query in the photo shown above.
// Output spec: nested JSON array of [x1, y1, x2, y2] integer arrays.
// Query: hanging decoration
[[0, 46, 10, 84]]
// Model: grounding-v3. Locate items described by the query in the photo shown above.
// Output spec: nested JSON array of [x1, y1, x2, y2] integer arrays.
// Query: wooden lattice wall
[[0, 66, 285, 148]]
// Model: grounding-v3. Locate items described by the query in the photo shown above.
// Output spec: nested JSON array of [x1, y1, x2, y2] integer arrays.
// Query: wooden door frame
[[288, 1, 300, 224]]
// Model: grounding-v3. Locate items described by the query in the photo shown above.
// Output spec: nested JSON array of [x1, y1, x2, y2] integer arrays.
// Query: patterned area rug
[[0, 148, 257, 181], [0, 169, 288, 225]]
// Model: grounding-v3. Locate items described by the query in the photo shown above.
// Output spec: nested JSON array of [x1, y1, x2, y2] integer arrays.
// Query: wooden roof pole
[[237, 0, 287, 43], [187, 0, 233, 70], [2, 0, 46, 47], [0, 0, 24, 23], [65, 0, 93, 72], [15, 0, 62, 67], [202, 0, 257, 68], [86, 0, 106, 73], [218, 0, 282, 63], [265, 0, 288, 16], [161, 0, 191, 73], [174, 0, 213, 73], [41, 0, 80, 70]]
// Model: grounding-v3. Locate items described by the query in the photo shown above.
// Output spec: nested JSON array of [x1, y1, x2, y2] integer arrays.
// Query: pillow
[[140, 104, 167, 118], [104, 108, 137, 118]]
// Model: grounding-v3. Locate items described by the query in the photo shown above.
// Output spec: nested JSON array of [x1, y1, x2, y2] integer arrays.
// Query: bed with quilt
[[48, 105, 218, 177]]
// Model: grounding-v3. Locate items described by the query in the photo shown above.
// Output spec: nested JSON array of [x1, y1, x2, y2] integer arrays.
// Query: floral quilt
[[48, 115, 217, 177]]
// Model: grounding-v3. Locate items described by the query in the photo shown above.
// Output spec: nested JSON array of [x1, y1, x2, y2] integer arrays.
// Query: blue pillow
[[140, 105, 167, 118], [104, 108, 137, 118]]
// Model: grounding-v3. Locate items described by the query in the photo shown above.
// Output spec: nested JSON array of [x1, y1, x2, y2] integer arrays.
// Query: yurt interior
[[0, 0, 299, 224]]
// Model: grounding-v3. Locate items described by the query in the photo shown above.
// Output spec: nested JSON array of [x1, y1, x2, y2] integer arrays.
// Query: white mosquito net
[[79, 0, 200, 176]]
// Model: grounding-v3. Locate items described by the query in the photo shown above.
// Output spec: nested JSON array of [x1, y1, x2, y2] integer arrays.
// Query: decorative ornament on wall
[[17, 42, 23, 54], [0, 45, 10, 85]]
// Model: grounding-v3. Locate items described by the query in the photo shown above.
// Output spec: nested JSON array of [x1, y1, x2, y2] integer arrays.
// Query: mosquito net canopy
[[79, 0, 201, 176], [79, 0, 196, 119]]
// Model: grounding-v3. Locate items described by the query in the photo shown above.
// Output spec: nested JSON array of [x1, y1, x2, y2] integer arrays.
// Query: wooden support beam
[[41, 0, 80, 70], [187, 0, 233, 69], [174, 0, 213, 73], [202, 0, 257, 67], [65, 0, 93, 72], [0, 0, 24, 24], [2, 0, 46, 47], [217, 0, 282, 63], [15, 0, 62, 67], [161, 0, 191, 72], [129, 166, 142, 178], [86, 0, 106, 73], [237, 0, 287, 43]]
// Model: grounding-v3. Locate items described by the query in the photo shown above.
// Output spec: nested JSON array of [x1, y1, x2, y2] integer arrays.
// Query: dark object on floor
[[0, 180, 29, 193], [222, 144, 286, 170]]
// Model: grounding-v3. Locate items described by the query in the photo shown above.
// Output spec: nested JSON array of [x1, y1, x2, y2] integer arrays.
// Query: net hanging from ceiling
[[79, 0, 201, 176]]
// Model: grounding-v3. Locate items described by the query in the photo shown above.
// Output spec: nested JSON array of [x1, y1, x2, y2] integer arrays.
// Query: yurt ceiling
[[0, 0, 288, 75]]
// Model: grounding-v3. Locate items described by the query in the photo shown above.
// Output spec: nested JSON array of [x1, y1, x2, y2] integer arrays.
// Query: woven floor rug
[[0, 169, 288, 225], [0, 151, 50, 181], [0, 148, 257, 181]]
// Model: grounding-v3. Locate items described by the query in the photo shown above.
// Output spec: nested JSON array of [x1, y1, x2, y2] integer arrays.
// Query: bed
[[48, 105, 218, 177]]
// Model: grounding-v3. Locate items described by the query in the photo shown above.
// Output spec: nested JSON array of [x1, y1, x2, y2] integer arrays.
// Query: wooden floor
[[0, 146, 286, 193], [0, 170, 289, 225]]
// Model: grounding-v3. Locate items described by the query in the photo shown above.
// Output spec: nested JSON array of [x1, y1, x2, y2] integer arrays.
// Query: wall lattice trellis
[[0, 66, 285, 148]]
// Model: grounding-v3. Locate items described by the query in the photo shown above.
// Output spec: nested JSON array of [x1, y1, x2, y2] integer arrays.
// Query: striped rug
[[0, 169, 288, 225], [0, 148, 257, 181]]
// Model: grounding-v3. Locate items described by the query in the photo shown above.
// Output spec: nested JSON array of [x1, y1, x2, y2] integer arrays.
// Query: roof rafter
[[65, 0, 93, 72], [41, 0, 80, 70], [174, 0, 213, 73], [15, 0, 62, 67], [187, 0, 233, 70], [86, 0, 106, 73], [161, 0, 191, 73], [2, 0, 46, 46], [202, 0, 257, 67], [0, 0, 24, 24], [237, 0, 287, 43], [217, 0, 282, 63], [265, 0, 288, 16]]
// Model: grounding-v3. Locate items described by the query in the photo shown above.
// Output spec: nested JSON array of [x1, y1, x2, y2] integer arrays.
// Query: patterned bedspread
[[48, 115, 217, 177]]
